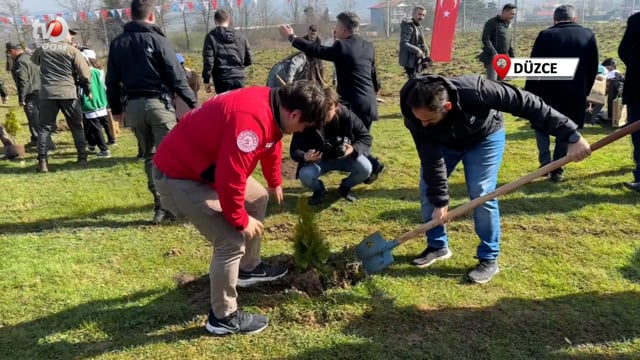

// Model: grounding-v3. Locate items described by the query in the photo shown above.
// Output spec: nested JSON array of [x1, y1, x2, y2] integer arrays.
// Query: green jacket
[[480, 15, 515, 64], [11, 51, 40, 102], [31, 41, 91, 100], [82, 68, 108, 117]]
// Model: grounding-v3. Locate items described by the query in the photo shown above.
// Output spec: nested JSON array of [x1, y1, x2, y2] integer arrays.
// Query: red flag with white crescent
[[430, 0, 460, 62]]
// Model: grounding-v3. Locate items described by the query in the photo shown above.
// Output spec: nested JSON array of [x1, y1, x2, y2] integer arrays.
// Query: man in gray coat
[[399, 6, 429, 79], [479, 3, 516, 80]]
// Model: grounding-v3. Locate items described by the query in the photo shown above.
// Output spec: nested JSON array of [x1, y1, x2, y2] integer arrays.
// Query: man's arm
[[342, 105, 372, 157], [30, 48, 41, 66], [481, 18, 498, 56], [619, 15, 639, 66], [214, 113, 262, 230], [105, 42, 123, 115], [404, 118, 450, 207], [158, 37, 197, 108], [372, 48, 381, 93], [202, 33, 215, 84], [291, 37, 341, 62], [14, 60, 28, 103], [584, 33, 599, 96], [260, 141, 282, 189], [243, 37, 252, 67], [290, 131, 310, 163], [71, 47, 92, 96], [474, 76, 577, 141], [400, 22, 422, 55]]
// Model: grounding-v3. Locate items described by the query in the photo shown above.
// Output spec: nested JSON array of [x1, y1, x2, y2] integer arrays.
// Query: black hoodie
[[202, 26, 252, 83], [105, 21, 197, 115]]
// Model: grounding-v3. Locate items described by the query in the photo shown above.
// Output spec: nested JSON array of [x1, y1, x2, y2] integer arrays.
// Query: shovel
[[356, 120, 640, 273]]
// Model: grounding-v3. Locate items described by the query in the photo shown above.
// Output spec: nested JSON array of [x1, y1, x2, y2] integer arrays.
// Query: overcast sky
[[23, 0, 59, 14]]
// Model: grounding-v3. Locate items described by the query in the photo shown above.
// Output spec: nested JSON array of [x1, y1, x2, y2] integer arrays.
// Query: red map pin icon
[[492, 54, 511, 80]]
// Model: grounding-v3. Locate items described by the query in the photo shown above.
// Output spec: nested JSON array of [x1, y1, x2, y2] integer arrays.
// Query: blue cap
[[176, 53, 185, 64]]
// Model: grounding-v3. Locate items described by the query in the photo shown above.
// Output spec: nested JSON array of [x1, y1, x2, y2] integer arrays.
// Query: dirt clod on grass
[[173, 248, 364, 298]]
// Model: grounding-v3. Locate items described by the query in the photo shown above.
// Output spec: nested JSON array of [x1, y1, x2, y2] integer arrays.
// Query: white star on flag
[[443, 10, 450, 17]]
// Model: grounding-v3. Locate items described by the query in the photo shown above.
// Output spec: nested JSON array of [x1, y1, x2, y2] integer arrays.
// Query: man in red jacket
[[153, 81, 328, 336]]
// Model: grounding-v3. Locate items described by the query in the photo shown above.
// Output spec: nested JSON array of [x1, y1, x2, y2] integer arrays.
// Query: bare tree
[[288, 0, 304, 23], [197, 0, 214, 33], [0, 0, 26, 42], [238, 2, 256, 31], [257, 0, 279, 27], [57, 0, 98, 45]]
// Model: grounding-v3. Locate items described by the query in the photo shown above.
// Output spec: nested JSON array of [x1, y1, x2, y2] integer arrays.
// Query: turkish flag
[[430, 0, 460, 62]]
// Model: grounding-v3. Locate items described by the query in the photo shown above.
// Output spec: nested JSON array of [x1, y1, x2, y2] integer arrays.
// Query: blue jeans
[[535, 129, 568, 173], [627, 105, 640, 182], [299, 154, 372, 191], [419, 129, 505, 260]]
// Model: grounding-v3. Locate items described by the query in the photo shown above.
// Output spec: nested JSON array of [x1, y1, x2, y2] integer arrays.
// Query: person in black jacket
[[6, 41, 43, 147], [619, 12, 640, 193], [524, 5, 598, 183], [401, 75, 591, 284], [479, 3, 516, 81], [106, 0, 197, 223], [279, 12, 384, 184], [291, 88, 372, 205], [202, 9, 252, 94]]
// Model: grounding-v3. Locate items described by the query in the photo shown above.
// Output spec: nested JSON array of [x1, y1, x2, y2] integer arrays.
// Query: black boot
[[38, 159, 48, 173]]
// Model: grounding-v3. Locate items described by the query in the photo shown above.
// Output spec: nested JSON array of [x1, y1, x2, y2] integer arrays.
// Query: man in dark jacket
[[302, 25, 324, 85], [524, 5, 598, 183], [291, 88, 372, 205], [619, 11, 640, 193], [401, 75, 591, 283], [399, 6, 430, 79], [31, 25, 92, 172], [106, 0, 197, 223], [279, 12, 384, 184], [7, 41, 42, 147], [202, 9, 252, 94], [479, 3, 516, 80]]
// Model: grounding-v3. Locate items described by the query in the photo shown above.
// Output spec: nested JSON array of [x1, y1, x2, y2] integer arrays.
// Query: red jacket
[[153, 86, 283, 230]]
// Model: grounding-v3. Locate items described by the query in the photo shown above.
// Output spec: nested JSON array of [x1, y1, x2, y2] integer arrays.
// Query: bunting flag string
[[0, 0, 264, 25]]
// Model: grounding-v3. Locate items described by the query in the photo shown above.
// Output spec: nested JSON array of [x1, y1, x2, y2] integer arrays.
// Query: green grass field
[[1, 25, 639, 359]]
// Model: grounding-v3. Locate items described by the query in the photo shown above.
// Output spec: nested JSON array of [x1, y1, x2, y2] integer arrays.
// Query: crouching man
[[401, 75, 592, 284], [152, 81, 328, 335], [291, 88, 373, 205]]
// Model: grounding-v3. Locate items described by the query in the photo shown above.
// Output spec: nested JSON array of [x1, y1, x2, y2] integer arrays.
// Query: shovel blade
[[361, 249, 395, 274], [356, 231, 391, 260]]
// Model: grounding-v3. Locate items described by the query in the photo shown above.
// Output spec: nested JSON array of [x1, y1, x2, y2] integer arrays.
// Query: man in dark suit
[[619, 12, 640, 193], [279, 12, 385, 184], [524, 4, 598, 183]]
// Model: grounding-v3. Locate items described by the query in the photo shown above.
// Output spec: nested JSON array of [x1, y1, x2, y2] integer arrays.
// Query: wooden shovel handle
[[396, 120, 640, 245]]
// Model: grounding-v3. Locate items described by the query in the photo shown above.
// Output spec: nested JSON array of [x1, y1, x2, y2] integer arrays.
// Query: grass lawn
[[1, 24, 639, 359]]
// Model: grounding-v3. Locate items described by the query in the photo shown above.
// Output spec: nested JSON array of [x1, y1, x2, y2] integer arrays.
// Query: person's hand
[[417, 50, 425, 58], [242, 216, 264, 240], [112, 113, 124, 125], [269, 185, 284, 205], [205, 83, 213, 93], [279, 24, 295, 39], [304, 149, 322, 163], [87, 93, 93, 101], [432, 206, 449, 225], [19, 101, 25, 107], [339, 144, 354, 158], [567, 136, 591, 162]]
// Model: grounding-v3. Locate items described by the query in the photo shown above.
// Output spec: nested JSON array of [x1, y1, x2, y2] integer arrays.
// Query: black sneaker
[[412, 246, 452, 268], [205, 309, 268, 336], [549, 170, 564, 183], [338, 185, 357, 202], [623, 181, 640, 193], [364, 162, 385, 185], [468, 259, 499, 284], [308, 181, 327, 206], [237, 262, 288, 287]]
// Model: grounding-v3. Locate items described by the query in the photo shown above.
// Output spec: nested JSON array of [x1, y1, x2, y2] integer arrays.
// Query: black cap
[[5, 41, 23, 52]]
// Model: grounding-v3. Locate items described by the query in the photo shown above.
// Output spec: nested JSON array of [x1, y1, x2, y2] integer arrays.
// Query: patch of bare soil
[[173, 247, 365, 299], [281, 158, 298, 180]]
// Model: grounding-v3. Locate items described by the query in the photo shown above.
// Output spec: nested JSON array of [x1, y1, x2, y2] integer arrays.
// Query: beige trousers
[[152, 165, 268, 318]]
